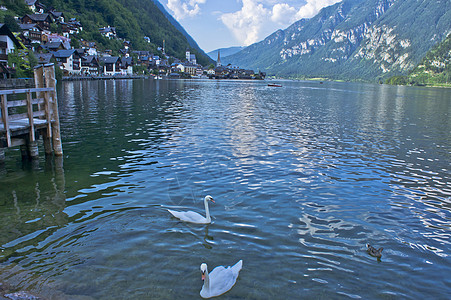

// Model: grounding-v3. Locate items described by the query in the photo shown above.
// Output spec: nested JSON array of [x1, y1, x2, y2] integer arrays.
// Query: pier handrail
[[0, 87, 54, 95], [0, 64, 62, 160], [0, 87, 56, 147]]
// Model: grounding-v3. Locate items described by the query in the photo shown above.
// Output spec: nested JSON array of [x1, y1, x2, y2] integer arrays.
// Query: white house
[[177, 63, 196, 76], [53, 49, 82, 75], [99, 26, 116, 39], [120, 56, 133, 75], [0, 24, 21, 55], [0, 23, 25, 78], [25, 0, 37, 12], [100, 56, 120, 75]]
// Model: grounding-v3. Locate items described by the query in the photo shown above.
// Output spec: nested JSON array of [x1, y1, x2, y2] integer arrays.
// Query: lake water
[[0, 79, 450, 299]]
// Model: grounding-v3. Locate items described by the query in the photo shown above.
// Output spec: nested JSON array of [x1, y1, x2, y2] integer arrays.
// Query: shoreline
[[1, 76, 448, 89]]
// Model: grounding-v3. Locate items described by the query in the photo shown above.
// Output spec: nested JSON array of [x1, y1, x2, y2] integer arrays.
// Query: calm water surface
[[0, 79, 450, 299]]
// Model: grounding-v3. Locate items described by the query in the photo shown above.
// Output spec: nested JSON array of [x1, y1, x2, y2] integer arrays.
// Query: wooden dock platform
[[0, 64, 62, 161]]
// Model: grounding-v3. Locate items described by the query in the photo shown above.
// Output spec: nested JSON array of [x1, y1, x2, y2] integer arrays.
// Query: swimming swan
[[168, 195, 214, 224], [200, 260, 243, 298]]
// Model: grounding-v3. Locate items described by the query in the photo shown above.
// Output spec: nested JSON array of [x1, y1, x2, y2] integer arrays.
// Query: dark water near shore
[[1, 79, 450, 299]]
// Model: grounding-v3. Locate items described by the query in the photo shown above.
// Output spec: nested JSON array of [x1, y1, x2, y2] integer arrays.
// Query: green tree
[[8, 49, 33, 78], [4, 15, 21, 32], [385, 75, 408, 85], [28, 51, 38, 70], [71, 38, 81, 49]]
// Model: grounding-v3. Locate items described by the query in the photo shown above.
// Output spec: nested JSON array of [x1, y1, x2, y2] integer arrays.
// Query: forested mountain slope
[[29, 0, 212, 65]]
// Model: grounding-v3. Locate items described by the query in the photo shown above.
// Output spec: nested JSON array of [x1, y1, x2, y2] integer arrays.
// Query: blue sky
[[157, 0, 341, 52]]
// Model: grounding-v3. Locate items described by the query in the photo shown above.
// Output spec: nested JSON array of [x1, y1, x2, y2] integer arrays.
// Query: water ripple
[[0, 80, 450, 299]]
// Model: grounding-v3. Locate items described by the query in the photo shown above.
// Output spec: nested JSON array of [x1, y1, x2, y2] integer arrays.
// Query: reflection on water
[[1, 157, 66, 255], [1, 79, 450, 299]]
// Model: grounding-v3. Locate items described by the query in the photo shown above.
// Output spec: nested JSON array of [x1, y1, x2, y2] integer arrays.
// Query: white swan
[[168, 195, 214, 224], [200, 260, 243, 298]]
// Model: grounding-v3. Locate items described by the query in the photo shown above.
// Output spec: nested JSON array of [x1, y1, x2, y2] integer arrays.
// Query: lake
[[0, 79, 450, 299]]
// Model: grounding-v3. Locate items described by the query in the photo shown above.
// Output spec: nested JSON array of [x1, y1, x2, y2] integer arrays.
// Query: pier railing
[[0, 64, 62, 160]]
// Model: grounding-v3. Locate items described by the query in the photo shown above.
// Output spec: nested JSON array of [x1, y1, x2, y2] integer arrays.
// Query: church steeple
[[216, 49, 222, 67]]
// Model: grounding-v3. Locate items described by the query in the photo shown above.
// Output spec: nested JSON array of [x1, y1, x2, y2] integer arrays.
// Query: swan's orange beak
[[211, 199, 215, 203], [201, 273, 206, 281]]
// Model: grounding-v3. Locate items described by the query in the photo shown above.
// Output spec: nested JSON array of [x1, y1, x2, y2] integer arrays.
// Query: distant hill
[[207, 46, 245, 61], [223, 0, 451, 81], [15, 0, 212, 65]]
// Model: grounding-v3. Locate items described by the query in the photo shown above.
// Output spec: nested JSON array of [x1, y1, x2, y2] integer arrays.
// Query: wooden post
[[28, 140, 39, 159], [26, 91, 35, 142], [0, 147, 5, 162], [34, 65, 44, 112], [44, 64, 63, 156], [1, 94, 11, 147], [43, 88, 52, 138], [20, 144, 29, 160], [42, 130, 53, 155]]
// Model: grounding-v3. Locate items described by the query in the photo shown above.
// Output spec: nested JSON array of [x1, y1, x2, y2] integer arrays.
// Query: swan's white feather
[[168, 209, 208, 224], [200, 260, 242, 298], [168, 195, 213, 224]]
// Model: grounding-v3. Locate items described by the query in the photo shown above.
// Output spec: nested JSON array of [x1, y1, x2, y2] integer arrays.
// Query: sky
[[157, 0, 341, 53]]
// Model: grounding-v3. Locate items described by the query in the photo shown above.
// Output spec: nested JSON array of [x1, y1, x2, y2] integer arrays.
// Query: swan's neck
[[204, 198, 211, 222], [203, 270, 210, 291]]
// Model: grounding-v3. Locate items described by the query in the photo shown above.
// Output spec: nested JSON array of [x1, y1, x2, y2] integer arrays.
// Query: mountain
[[207, 46, 245, 61], [150, 0, 211, 64], [31, 0, 212, 65], [387, 32, 451, 86], [409, 32, 451, 85], [223, 0, 451, 81]]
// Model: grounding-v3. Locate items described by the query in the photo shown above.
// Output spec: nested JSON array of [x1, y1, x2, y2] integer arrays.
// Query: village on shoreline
[[1, 0, 265, 84]]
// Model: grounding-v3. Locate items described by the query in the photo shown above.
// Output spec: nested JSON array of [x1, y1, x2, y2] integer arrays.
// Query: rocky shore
[[0, 283, 40, 300], [0, 264, 93, 300]]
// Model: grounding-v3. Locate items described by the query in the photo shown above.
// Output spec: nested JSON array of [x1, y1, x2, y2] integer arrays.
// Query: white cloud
[[167, 0, 207, 20], [220, 0, 341, 46], [271, 3, 297, 24], [295, 0, 341, 19], [220, 0, 269, 46]]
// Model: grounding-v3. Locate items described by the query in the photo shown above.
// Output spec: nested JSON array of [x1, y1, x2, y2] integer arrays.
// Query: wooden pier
[[0, 64, 62, 161]]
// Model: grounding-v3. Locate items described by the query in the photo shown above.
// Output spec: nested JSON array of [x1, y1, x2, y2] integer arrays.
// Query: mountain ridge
[[223, 0, 451, 81], [150, 0, 211, 63], [207, 46, 245, 61]]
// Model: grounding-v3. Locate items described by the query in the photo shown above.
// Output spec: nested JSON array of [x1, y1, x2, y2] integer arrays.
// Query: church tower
[[186, 49, 191, 62], [216, 50, 222, 67]]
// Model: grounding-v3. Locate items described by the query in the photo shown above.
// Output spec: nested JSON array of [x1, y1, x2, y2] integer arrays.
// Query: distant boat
[[267, 83, 282, 87]]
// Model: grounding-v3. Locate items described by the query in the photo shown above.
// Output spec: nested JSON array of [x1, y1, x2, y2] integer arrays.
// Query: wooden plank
[[27, 91, 35, 141], [33, 111, 45, 118], [7, 100, 27, 107], [10, 138, 27, 147], [9, 113, 49, 121], [9, 113, 29, 121], [0, 87, 53, 95], [0, 94, 11, 147], [7, 98, 45, 108]]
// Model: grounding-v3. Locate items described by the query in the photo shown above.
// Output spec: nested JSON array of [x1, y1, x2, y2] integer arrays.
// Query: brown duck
[[367, 244, 383, 258]]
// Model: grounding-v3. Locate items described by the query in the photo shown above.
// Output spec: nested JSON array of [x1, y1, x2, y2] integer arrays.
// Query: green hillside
[[387, 33, 451, 86], [1, 0, 212, 66]]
